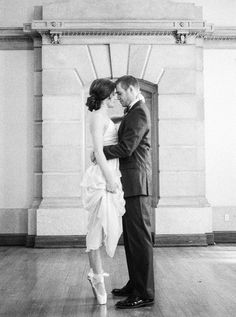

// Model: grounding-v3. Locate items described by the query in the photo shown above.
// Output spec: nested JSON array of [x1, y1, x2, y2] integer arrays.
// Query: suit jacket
[[103, 100, 152, 198]]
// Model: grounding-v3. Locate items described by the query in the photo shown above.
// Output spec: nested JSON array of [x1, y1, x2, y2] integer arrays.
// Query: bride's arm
[[111, 115, 124, 124], [90, 112, 117, 193]]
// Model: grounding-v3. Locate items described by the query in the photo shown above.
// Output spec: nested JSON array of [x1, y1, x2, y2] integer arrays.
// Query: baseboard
[[2, 232, 234, 247], [34, 235, 86, 248], [214, 231, 236, 243], [26, 235, 35, 247], [0, 234, 26, 246], [206, 232, 215, 245], [154, 234, 208, 247], [35, 233, 215, 248]]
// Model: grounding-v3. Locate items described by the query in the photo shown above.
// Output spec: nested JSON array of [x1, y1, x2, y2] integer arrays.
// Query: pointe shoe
[[87, 269, 97, 298], [87, 269, 109, 305]]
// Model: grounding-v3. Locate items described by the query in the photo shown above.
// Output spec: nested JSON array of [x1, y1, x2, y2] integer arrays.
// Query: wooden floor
[[0, 245, 236, 317]]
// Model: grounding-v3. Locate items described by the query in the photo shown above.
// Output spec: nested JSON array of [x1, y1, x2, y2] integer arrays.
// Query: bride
[[80, 78, 125, 305]]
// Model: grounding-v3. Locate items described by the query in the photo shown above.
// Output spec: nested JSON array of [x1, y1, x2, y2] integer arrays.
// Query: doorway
[[140, 80, 159, 234], [108, 79, 159, 234]]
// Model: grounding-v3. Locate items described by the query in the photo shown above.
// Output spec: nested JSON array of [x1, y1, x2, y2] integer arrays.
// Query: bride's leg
[[88, 249, 103, 274]]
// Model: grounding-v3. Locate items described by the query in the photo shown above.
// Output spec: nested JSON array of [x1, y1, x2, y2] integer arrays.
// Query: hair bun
[[86, 94, 100, 112], [85, 78, 116, 112]]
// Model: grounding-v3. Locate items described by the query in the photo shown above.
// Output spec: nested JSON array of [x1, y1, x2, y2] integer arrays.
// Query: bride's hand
[[106, 182, 118, 193], [90, 151, 97, 164]]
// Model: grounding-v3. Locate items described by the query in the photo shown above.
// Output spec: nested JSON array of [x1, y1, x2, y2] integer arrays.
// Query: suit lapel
[[118, 100, 143, 139]]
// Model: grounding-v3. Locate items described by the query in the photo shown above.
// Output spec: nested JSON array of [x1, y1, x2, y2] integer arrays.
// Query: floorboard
[[0, 245, 236, 316]]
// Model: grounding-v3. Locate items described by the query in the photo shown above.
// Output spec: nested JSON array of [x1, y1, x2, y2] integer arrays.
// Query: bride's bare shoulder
[[90, 110, 104, 122], [89, 110, 106, 129]]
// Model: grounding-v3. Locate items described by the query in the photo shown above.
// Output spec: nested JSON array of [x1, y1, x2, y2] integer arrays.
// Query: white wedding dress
[[80, 120, 125, 257]]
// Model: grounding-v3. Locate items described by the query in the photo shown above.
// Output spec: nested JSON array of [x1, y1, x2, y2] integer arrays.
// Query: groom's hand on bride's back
[[90, 151, 97, 164]]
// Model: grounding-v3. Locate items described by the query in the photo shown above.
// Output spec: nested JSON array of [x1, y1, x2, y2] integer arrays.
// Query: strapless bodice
[[103, 120, 118, 146]]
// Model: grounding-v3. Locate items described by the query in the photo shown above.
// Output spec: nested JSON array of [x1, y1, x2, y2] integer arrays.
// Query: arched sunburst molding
[[42, 43, 166, 87]]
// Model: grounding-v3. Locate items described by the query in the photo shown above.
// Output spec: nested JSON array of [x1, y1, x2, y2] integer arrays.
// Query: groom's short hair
[[116, 75, 140, 90]]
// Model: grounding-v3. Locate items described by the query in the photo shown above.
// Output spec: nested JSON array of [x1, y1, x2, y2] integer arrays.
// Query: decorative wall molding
[[45, 31, 61, 44], [204, 26, 236, 41], [23, 19, 213, 45], [0, 27, 33, 50], [1, 24, 236, 47], [27, 19, 211, 33], [203, 26, 236, 50], [21, 20, 236, 45], [173, 31, 187, 44], [0, 27, 30, 38]]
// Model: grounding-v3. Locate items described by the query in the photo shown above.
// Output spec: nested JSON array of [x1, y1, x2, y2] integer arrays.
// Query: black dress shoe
[[115, 296, 154, 309], [111, 287, 132, 297]]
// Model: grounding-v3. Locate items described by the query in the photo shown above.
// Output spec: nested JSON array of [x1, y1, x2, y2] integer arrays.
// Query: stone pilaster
[[34, 42, 90, 243], [27, 37, 42, 247], [155, 35, 212, 244]]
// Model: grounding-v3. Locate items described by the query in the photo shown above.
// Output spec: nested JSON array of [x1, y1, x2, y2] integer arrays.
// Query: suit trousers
[[122, 195, 155, 299]]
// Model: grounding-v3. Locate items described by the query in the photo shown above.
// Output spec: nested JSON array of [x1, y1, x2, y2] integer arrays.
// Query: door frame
[[139, 79, 159, 208]]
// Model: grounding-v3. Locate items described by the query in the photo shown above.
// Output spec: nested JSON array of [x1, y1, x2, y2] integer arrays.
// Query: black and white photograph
[[0, 0, 236, 316]]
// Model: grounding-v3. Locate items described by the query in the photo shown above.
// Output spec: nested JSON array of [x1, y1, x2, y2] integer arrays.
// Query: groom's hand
[[90, 151, 97, 164]]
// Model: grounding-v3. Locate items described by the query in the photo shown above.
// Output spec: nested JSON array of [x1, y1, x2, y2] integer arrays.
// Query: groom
[[103, 75, 154, 309]]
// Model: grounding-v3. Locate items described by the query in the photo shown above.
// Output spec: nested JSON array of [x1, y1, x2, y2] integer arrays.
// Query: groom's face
[[116, 83, 133, 107]]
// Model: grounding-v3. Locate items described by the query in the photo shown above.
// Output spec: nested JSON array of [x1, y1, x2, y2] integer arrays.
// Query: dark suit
[[104, 100, 154, 299]]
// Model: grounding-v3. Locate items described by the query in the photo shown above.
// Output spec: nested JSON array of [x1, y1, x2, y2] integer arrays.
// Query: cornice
[[204, 26, 236, 41], [23, 20, 236, 44], [1, 23, 236, 44], [0, 27, 31, 40], [23, 19, 213, 44], [0, 27, 34, 49], [0, 27, 40, 41], [27, 19, 209, 31], [25, 19, 211, 36]]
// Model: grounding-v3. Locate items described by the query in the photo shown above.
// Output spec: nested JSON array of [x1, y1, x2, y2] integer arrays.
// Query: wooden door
[[140, 81, 159, 234]]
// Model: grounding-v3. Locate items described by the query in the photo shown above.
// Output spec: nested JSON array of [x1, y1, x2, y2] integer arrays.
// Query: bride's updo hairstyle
[[86, 79, 116, 112]]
